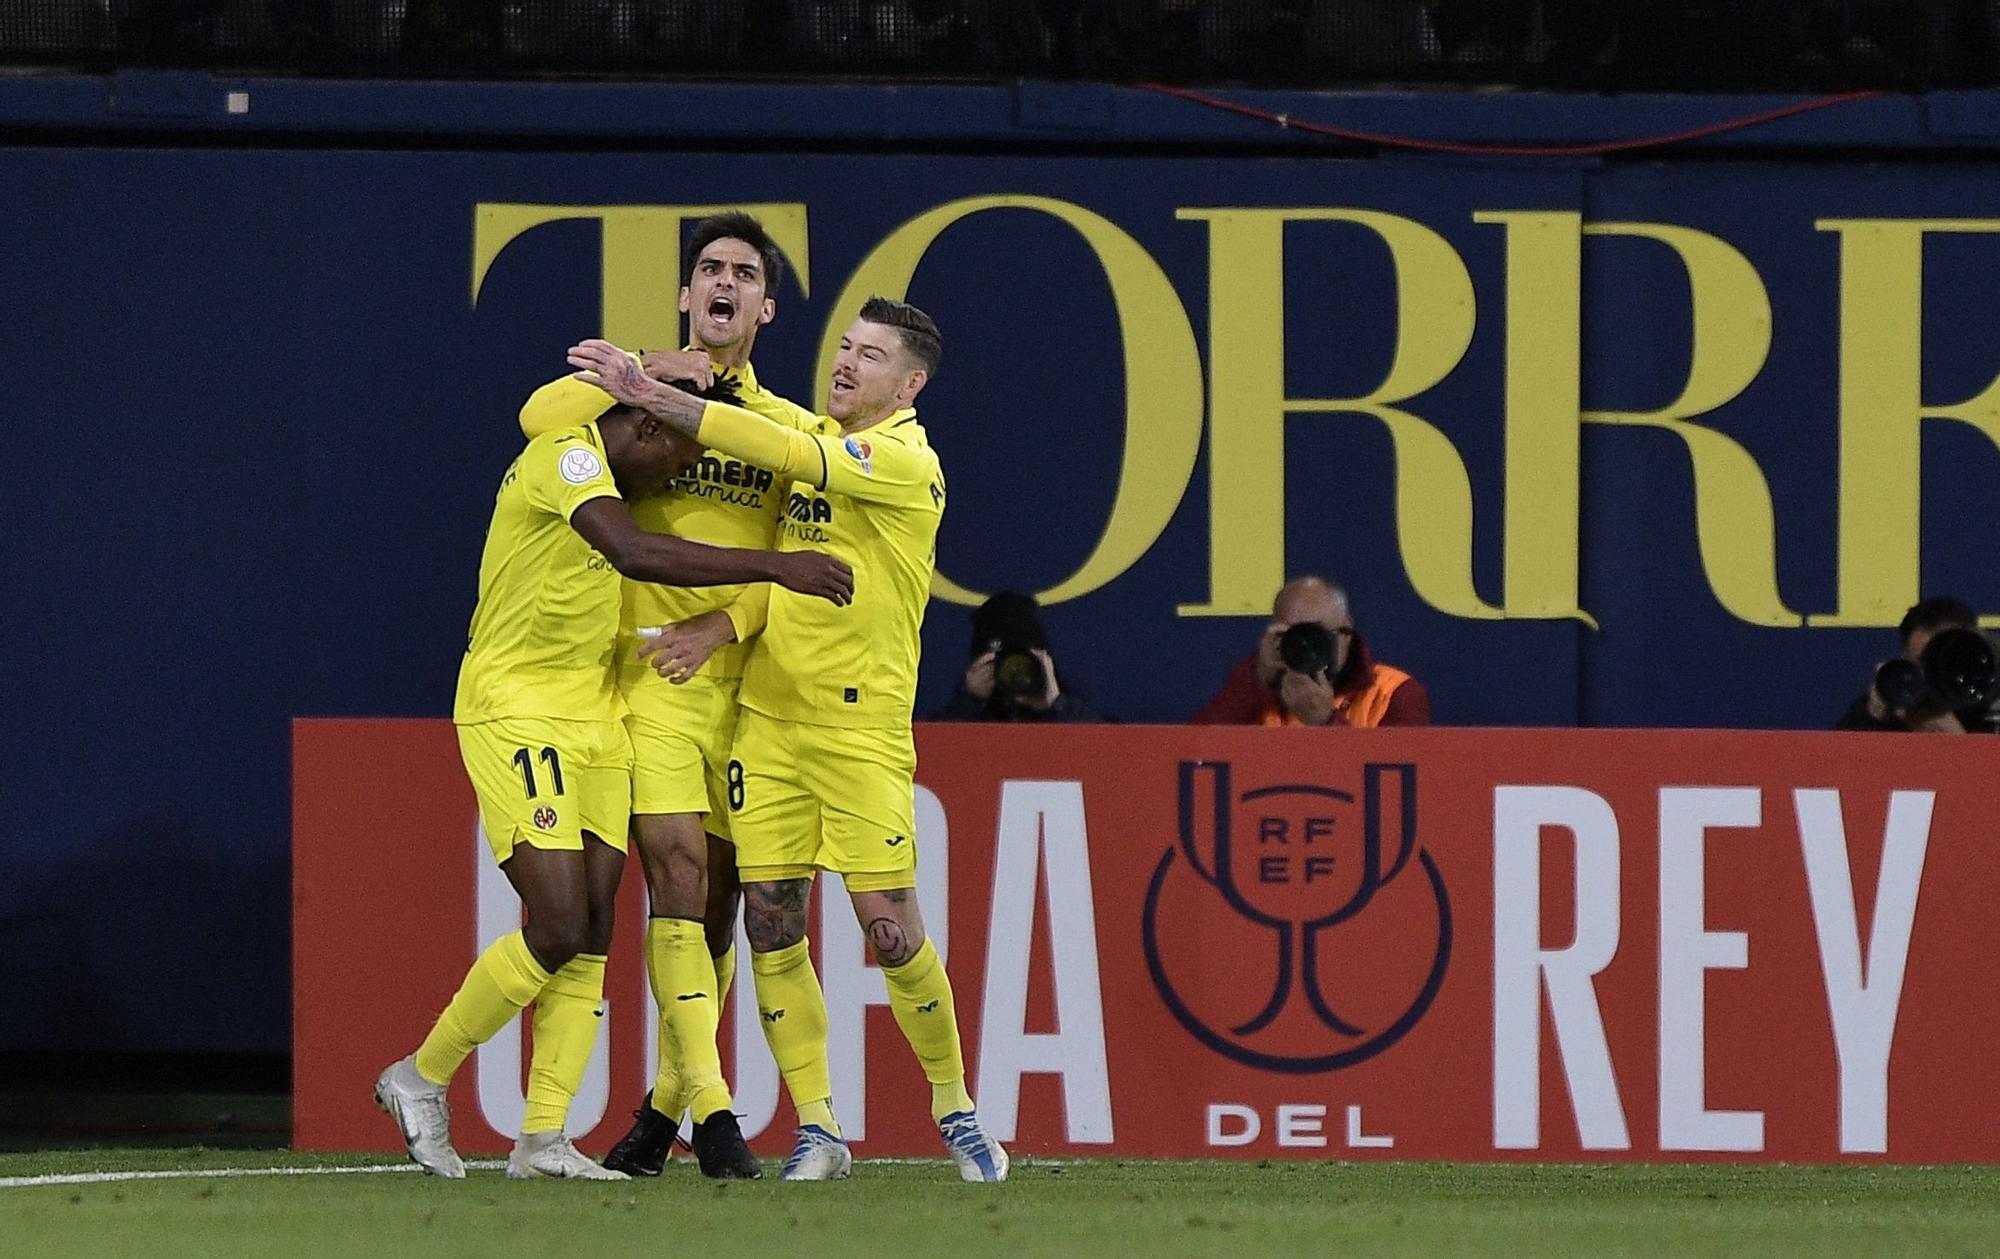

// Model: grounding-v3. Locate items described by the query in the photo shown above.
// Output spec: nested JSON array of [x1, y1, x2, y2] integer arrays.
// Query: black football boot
[[692, 1110, 763, 1180], [602, 1091, 681, 1177]]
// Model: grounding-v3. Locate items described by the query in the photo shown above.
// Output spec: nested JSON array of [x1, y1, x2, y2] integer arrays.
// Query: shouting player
[[374, 400, 851, 1181], [567, 298, 1010, 1183], [516, 212, 816, 1178]]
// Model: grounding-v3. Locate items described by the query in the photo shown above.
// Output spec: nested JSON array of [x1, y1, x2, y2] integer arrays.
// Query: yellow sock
[[522, 953, 606, 1134], [750, 939, 838, 1137], [413, 931, 552, 1086], [712, 941, 737, 1007], [649, 918, 733, 1123], [882, 939, 974, 1122], [644, 923, 686, 1122]]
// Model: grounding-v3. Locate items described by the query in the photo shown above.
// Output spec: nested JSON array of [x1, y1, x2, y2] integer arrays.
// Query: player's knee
[[744, 880, 810, 953], [866, 922, 925, 969], [644, 852, 706, 921], [662, 839, 705, 891], [523, 914, 588, 971], [745, 913, 804, 953]]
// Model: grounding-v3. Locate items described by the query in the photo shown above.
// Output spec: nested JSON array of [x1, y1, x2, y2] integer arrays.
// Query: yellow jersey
[[520, 357, 815, 678], [734, 409, 944, 730], [453, 421, 626, 725]]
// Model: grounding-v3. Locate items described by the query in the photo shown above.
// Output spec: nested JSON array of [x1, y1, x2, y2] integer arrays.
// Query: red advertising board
[[295, 719, 2000, 1162]]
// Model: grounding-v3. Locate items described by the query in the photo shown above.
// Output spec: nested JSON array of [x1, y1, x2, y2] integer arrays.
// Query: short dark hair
[[1899, 596, 1977, 642], [683, 211, 786, 295], [859, 295, 942, 375]]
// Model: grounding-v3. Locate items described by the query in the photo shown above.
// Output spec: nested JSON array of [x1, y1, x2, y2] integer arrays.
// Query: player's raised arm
[[568, 498, 853, 605], [523, 349, 723, 438], [569, 339, 932, 506], [522, 373, 624, 438]]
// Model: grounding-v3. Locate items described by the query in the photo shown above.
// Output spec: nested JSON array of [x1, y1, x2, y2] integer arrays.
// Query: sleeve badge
[[843, 437, 874, 475], [559, 447, 606, 485]]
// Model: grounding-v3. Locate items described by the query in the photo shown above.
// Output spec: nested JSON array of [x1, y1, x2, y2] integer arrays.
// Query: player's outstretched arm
[[523, 348, 726, 438], [571, 338, 768, 443], [570, 339, 931, 505], [569, 498, 854, 605]]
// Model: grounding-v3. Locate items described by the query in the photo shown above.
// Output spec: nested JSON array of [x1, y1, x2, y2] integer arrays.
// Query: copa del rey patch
[[559, 447, 604, 485]]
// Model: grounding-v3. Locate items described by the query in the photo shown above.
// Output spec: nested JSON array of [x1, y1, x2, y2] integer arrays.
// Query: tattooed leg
[[743, 878, 811, 954], [851, 886, 923, 967]]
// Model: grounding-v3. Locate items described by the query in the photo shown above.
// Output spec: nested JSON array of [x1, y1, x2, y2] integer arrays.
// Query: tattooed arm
[[570, 338, 876, 498], [569, 339, 725, 439]]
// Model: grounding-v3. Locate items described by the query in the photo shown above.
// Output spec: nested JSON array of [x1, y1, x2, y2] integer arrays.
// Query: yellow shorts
[[726, 706, 917, 892], [619, 661, 742, 840], [457, 717, 632, 862]]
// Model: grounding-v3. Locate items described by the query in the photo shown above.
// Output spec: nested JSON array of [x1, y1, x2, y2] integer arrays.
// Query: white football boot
[[374, 1056, 466, 1179], [507, 1131, 630, 1181], [779, 1125, 853, 1181], [938, 1111, 1009, 1183]]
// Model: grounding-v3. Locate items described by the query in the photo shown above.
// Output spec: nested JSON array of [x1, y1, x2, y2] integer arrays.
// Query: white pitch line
[[0, 1160, 506, 1189], [0, 1154, 1072, 1189]]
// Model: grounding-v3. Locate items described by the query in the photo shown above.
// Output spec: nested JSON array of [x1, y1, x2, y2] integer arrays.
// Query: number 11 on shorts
[[511, 746, 565, 798]]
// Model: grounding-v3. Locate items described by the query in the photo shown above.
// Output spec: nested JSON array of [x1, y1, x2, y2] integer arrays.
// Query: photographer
[[934, 591, 1104, 723], [1192, 577, 1428, 728], [1835, 596, 2000, 734]]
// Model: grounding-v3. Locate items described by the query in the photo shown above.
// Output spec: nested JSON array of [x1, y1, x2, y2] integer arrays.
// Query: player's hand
[[642, 349, 713, 390], [964, 651, 997, 701], [1255, 621, 1286, 688], [774, 551, 854, 605], [638, 611, 737, 684], [1279, 668, 1337, 727], [569, 339, 659, 406]]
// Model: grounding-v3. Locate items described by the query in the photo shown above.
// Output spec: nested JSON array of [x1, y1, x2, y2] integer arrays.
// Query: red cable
[[1132, 82, 1886, 157]]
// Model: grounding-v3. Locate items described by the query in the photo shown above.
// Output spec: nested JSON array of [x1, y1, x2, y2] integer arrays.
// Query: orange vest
[[1258, 664, 1414, 729]]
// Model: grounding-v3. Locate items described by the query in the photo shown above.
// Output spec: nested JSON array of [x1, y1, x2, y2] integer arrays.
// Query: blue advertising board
[[5, 146, 1998, 1051]]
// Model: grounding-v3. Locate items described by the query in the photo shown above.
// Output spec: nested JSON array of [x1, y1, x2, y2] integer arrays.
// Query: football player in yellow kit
[[567, 298, 1009, 1183], [373, 401, 851, 1182], [516, 213, 817, 1178]]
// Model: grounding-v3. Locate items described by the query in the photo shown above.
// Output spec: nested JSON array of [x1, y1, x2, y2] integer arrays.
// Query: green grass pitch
[[5, 1149, 2000, 1258]]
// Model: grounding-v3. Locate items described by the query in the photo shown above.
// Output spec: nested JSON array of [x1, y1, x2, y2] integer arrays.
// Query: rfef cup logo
[[1142, 761, 1452, 1073]]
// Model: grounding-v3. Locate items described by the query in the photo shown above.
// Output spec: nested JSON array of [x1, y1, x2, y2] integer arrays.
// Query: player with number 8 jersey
[[566, 297, 1010, 1184]]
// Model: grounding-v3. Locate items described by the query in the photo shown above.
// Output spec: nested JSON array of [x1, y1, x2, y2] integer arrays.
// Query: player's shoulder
[[522, 422, 611, 483], [874, 411, 936, 459], [526, 421, 604, 454]]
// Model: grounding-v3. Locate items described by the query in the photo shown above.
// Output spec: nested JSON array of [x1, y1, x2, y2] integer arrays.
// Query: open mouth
[[830, 377, 855, 396], [707, 296, 737, 322]]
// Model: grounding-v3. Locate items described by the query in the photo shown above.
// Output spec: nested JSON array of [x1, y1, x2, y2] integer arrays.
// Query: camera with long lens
[[1873, 627, 1998, 715], [1278, 623, 1337, 677], [987, 638, 1048, 699]]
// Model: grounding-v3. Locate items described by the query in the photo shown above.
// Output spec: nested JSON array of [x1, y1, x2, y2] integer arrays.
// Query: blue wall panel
[[5, 145, 1998, 1052]]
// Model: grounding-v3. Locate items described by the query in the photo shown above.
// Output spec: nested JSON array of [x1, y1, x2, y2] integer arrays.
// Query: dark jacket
[[933, 679, 1105, 723], [1835, 694, 2000, 733]]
